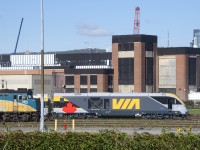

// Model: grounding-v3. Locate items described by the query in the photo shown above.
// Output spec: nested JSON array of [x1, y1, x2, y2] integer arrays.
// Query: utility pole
[[40, 0, 45, 132]]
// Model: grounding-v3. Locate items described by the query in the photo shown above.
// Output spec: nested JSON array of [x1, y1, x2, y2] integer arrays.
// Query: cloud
[[77, 23, 112, 36]]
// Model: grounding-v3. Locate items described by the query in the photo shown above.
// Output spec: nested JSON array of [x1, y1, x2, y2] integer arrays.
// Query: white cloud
[[77, 22, 112, 36]]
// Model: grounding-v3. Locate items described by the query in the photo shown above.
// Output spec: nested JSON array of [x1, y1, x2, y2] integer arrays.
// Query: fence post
[[55, 119, 57, 131], [72, 119, 75, 131]]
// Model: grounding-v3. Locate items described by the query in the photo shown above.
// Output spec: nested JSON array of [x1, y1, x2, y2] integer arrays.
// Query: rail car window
[[175, 99, 181, 104], [104, 99, 110, 109], [168, 97, 182, 105], [22, 96, 27, 100], [14, 95, 17, 99], [88, 97, 103, 109], [18, 95, 22, 100], [152, 96, 182, 105], [168, 98, 175, 104], [151, 97, 168, 104], [151, 97, 175, 104]]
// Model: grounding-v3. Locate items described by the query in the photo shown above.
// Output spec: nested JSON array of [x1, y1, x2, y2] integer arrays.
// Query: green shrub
[[185, 100, 194, 108], [0, 130, 200, 150]]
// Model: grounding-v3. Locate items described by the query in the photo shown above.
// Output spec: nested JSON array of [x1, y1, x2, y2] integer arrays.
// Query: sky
[[0, 0, 200, 53]]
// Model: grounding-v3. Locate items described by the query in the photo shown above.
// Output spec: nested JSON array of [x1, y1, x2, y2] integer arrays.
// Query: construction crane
[[14, 18, 23, 54], [133, 7, 140, 34]]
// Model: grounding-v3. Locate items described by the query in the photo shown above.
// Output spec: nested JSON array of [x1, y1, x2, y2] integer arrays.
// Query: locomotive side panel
[[63, 96, 169, 117], [102, 96, 169, 117], [0, 95, 39, 113], [53, 92, 188, 119]]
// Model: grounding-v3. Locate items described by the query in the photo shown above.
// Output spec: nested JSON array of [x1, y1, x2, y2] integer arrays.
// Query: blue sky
[[0, 0, 200, 53]]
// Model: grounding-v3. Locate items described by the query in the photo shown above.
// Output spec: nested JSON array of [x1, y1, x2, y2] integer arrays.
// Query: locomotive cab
[[151, 93, 189, 118], [0, 88, 40, 122]]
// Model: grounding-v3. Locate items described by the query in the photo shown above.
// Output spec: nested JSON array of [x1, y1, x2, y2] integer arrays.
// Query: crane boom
[[14, 18, 23, 54]]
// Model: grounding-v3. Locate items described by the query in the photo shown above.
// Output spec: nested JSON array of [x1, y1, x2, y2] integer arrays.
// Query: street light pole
[[40, 0, 45, 132]]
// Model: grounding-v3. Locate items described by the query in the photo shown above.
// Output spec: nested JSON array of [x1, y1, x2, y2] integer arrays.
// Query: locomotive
[[0, 89, 189, 121], [0, 88, 40, 121], [51, 92, 189, 119]]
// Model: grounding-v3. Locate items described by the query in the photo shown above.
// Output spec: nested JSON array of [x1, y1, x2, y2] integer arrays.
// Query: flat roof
[[54, 92, 167, 97], [112, 34, 157, 43], [158, 47, 200, 55]]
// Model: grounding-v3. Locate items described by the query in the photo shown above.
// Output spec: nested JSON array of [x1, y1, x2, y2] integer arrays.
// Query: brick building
[[112, 34, 157, 93], [158, 47, 200, 100], [0, 35, 200, 101]]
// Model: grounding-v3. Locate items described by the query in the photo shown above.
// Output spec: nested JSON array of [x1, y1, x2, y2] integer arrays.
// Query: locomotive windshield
[[27, 89, 33, 98], [151, 96, 181, 105]]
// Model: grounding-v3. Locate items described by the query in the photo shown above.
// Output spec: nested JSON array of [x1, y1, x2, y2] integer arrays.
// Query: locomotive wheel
[[157, 114, 164, 119], [11, 115, 19, 122], [2, 114, 10, 122], [21, 114, 30, 122], [31, 113, 40, 122]]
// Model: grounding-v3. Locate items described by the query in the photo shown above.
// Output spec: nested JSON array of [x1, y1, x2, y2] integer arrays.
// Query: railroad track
[[1, 117, 200, 129]]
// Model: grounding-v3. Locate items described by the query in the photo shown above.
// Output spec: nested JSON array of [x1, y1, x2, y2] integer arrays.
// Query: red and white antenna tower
[[134, 7, 140, 34]]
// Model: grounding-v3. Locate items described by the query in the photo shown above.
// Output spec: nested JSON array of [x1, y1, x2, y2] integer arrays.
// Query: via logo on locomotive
[[112, 98, 140, 110]]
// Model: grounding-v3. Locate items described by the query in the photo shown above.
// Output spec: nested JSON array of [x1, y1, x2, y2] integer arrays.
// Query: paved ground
[[1, 126, 200, 135]]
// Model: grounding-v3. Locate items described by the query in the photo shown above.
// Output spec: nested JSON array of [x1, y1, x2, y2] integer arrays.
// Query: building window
[[65, 88, 74, 93], [108, 88, 113, 92], [118, 43, 134, 51], [65, 76, 74, 85], [118, 58, 134, 85], [145, 43, 153, 51], [189, 58, 196, 85], [159, 88, 176, 94], [145, 57, 153, 85], [80, 75, 87, 85], [90, 75, 97, 85], [80, 88, 87, 93], [90, 88, 97, 92], [108, 75, 113, 86]]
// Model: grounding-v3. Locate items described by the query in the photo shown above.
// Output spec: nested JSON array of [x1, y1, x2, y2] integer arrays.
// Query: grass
[[189, 109, 200, 115]]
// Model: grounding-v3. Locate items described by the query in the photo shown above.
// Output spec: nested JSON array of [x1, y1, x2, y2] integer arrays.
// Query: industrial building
[[112, 34, 157, 93], [0, 34, 200, 101], [157, 47, 200, 100], [0, 49, 112, 96]]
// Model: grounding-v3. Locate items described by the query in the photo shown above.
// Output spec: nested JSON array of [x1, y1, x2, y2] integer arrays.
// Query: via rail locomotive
[[51, 92, 189, 119], [0, 88, 40, 122]]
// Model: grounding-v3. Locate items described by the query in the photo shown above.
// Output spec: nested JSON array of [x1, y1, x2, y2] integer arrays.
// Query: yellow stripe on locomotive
[[52, 96, 69, 102], [166, 93, 185, 105], [33, 94, 50, 102], [0, 100, 37, 112]]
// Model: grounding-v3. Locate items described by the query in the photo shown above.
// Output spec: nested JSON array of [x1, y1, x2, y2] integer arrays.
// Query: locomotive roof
[[54, 92, 170, 97], [0, 88, 30, 93]]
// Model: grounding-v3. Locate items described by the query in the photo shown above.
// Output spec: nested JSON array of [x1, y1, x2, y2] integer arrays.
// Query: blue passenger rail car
[[52, 92, 189, 119], [0, 88, 40, 121]]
